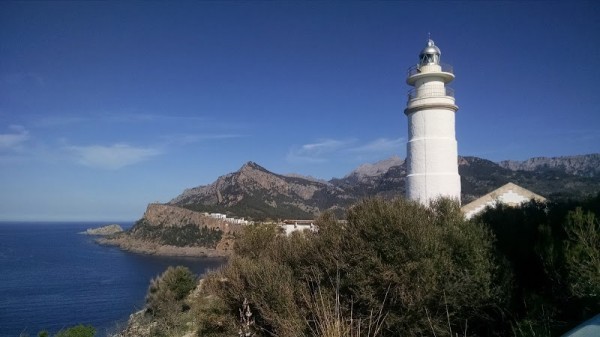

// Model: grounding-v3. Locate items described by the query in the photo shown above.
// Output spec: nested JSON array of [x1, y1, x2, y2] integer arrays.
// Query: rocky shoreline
[[97, 235, 231, 258]]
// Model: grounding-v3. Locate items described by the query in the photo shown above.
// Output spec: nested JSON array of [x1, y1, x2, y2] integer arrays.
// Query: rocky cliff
[[99, 204, 240, 257], [140, 203, 234, 232]]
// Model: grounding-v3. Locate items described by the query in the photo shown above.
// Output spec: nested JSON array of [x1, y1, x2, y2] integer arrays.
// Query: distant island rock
[[80, 224, 124, 236]]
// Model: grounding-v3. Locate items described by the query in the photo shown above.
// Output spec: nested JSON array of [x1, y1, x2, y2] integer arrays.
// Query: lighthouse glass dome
[[419, 39, 441, 66]]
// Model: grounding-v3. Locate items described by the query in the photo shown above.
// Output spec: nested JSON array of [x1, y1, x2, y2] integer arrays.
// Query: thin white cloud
[[160, 133, 246, 146], [0, 125, 30, 150], [30, 113, 209, 128], [286, 139, 355, 164], [287, 137, 405, 164], [299, 139, 352, 156], [65, 143, 162, 170], [347, 137, 405, 154]]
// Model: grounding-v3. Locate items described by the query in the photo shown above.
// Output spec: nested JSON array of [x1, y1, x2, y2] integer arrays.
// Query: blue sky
[[1, 1, 599, 221]]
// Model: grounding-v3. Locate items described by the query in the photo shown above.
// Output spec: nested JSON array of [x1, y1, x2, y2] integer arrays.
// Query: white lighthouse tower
[[405, 39, 461, 204]]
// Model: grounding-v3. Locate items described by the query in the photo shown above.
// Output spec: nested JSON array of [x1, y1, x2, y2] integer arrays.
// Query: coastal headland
[[98, 204, 241, 258]]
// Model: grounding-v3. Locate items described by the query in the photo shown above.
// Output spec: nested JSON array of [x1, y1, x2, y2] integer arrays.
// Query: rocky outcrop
[[100, 204, 241, 257], [499, 153, 600, 178], [80, 224, 123, 236], [343, 156, 404, 183], [142, 203, 234, 232]]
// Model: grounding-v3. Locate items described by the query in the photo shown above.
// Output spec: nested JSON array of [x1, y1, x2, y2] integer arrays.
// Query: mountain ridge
[[168, 153, 600, 220], [499, 153, 600, 177]]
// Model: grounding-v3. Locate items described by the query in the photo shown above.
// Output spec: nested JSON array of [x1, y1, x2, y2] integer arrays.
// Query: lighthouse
[[405, 39, 461, 204]]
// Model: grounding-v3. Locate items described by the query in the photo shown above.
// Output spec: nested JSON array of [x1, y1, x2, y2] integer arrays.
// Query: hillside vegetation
[[114, 193, 600, 336], [129, 219, 223, 248], [104, 155, 600, 335]]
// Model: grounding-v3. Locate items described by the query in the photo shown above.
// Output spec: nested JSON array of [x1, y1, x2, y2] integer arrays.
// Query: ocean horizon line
[[0, 220, 136, 225]]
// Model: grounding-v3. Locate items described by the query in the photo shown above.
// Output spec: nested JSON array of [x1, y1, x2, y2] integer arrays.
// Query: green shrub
[[205, 198, 506, 337], [142, 266, 198, 336], [314, 198, 506, 336], [54, 325, 95, 337], [232, 223, 280, 259], [195, 294, 238, 337], [130, 220, 223, 247], [477, 193, 600, 335], [564, 208, 600, 299], [146, 266, 196, 314], [207, 254, 306, 336]]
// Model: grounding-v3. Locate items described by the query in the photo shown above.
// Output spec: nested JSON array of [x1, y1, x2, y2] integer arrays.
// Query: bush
[[476, 193, 600, 335], [315, 198, 506, 336], [146, 266, 196, 314], [205, 198, 507, 336], [54, 325, 95, 337], [195, 294, 238, 337], [564, 208, 600, 299]]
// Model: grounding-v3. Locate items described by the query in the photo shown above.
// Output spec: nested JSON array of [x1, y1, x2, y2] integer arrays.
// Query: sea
[[0, 222, 226, 337]]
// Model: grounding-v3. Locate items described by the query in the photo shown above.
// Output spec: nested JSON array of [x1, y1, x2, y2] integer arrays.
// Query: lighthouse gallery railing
[[407, 87, 455, 101], [407, 63, 454, 77]]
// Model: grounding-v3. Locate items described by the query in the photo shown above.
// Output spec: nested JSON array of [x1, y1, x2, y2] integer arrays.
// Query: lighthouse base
[[406, 173, 461, 206]]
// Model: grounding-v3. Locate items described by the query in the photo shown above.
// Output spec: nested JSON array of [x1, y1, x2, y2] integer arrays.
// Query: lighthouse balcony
[[408, 63, 453, 77], [407, 87, 455, 101], [407, 63, 454, 85], [405, 87, 458, 115]]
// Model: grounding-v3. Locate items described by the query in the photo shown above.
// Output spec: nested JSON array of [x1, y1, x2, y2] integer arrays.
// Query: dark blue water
[[0, 222, 226, 337]]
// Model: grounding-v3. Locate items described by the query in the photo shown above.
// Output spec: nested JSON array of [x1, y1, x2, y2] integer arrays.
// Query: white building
[[206, 212, 251, 225], [461, 182, 547, 219], [209, 213, 227, 219], [405, 39, 461, 205], [279, 220, 315, 236]]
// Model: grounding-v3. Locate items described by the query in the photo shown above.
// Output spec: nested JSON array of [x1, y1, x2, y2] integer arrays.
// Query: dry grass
[[303, 272, 388, 337]]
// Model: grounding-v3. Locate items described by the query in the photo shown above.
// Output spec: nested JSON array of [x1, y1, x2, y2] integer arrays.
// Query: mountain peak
[[240, 161, 267, 172], [346, 156, 404, 178]]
